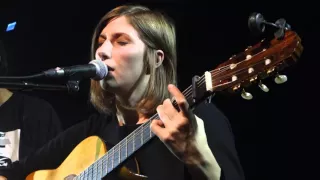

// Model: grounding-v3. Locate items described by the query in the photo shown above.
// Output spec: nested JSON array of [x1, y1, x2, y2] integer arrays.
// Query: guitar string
[[184, 58, 274, 98], [78, 57, 272, 178]]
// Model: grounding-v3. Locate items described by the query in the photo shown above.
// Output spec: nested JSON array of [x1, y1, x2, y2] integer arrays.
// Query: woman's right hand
[[0, 176, 7, 180]]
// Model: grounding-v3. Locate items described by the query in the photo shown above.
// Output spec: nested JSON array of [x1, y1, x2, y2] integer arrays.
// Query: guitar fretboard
[[75, 116, 156, 179]]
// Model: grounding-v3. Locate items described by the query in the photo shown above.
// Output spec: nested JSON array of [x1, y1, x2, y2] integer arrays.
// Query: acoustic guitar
[[25, 29, 303, 179]]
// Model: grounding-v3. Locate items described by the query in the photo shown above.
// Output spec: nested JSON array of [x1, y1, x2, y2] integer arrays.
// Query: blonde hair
[[90, 4, 177, 116]]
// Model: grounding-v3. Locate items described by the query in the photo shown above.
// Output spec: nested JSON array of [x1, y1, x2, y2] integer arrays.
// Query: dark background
[[0, 0, 317, 179]]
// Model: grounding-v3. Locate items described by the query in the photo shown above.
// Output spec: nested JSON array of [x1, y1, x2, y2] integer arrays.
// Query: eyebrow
[[99, 32, 130, 40]]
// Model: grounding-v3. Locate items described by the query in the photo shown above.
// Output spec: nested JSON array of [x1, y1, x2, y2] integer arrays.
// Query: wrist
[[186, 145, 221, 180]]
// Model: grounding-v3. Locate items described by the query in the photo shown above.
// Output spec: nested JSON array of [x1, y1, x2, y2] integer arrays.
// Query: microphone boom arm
[[0, 80, 80, 93]]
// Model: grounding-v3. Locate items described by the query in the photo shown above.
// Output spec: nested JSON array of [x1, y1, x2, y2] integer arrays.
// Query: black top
[[0, 92, 62, 173], [3, 101, 245, 180]]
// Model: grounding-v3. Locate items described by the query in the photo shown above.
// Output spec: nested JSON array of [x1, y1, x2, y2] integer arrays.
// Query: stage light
[[6, 22, 16, 32]]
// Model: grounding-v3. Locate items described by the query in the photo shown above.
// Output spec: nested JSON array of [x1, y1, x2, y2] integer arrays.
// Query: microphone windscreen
[[89, 59, 108, 80]]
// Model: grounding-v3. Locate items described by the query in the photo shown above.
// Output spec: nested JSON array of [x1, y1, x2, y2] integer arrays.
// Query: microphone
[[43, 59, 108, 80]]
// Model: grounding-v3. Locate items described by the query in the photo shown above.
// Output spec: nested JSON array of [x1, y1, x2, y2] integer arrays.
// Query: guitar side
[[26, 136, 147, 180]]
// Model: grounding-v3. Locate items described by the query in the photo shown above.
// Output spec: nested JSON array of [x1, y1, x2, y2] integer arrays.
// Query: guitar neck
[[76, 72, 213, 179]]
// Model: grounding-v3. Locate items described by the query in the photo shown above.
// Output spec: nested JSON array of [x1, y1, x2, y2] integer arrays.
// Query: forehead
[[99, 16, 140, 39]]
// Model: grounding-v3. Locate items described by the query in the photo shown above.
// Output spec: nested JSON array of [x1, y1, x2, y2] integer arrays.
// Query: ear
[[155, 50, 164, 68]]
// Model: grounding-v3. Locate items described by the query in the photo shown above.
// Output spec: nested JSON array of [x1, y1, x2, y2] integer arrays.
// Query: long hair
[[90, 4, 177, 116]]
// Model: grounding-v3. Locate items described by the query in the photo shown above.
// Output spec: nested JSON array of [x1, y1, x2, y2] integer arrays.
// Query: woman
[[0, 4, 245, 180]]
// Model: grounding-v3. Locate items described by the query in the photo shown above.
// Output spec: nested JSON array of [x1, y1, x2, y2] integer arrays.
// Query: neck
[[115, 105, 147, 125], [0, 88, 13, 104], [115, 75, 150, 125]]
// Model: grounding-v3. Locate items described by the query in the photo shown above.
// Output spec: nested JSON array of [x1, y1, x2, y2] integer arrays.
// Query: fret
[[101, 158, 104, 179], [134, 129, 142, 150], [93, 159, 97, 179], [89, 165, 92, 179], [103, 153, 109, 174], [126, 137, 128, 158], [149, 121, 152, 138], [143, 123, 151, 142], [113, 144, 120, 168], [98, 159, 102, 179], [127, 136, 134, 157], [120, 140, 127, 163], [141, 125, 144, 144], [111, 148, 114, 170], [103, 154, 107, 175], [92, 161, 95, 179], [133, 130, 135, 151], [107, 151, 113, 173], [119, 143, 121, 165], [84, 168, 88, 179], [91, 165, 94, 179]]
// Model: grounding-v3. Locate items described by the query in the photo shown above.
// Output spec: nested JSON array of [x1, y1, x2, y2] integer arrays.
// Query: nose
[[96, 41, 112, 61], [98, 51, 109, 61]]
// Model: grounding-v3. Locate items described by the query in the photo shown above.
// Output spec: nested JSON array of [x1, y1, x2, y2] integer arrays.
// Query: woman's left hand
[[150, 84, 208, 165]]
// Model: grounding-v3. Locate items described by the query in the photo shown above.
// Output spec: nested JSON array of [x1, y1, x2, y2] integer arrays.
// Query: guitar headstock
[[207, 30, 303, 100]]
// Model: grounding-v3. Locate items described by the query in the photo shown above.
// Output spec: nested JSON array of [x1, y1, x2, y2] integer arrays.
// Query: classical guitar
[[26, 29, 303, 179]]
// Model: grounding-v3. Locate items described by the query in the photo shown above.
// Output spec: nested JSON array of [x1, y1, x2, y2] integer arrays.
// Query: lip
[[106, 65, 115, 71]]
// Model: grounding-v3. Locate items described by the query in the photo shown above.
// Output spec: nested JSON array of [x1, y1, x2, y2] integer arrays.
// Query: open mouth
[[107, 65, 115, 71]]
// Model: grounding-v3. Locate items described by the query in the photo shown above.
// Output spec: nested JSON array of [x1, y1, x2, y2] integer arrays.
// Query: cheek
[[117, 49, 145, 75]]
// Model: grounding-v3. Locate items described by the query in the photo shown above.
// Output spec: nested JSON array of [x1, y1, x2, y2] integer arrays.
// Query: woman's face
[[96, 16, 146, 96]]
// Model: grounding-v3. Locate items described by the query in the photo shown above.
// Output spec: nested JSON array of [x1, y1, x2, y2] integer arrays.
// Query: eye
[[97, 40, 104, 47], [117, 41, 128, 46]]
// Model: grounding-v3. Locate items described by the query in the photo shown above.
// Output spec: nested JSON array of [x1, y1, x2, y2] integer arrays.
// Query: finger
[[150, 120, 168, 141], [162, 98, 178, 120], [156, 105, 174, 127], [168, 84, 189, 116]]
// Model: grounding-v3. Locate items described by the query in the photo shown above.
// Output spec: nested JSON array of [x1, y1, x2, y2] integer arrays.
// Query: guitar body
[[26, 136, 147, 180]]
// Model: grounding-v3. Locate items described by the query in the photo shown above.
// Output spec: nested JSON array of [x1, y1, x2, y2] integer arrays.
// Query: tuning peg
[[241, 89, 253, 100], [258, 81, 269, 92], [274, 74, 287, 84]]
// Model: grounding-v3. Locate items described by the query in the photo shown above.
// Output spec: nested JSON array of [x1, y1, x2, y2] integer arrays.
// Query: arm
[[189, 102, 246, 180], [151, 85, 222, 179], [184, 115, 221, 180], [151, 84, 245, 180]]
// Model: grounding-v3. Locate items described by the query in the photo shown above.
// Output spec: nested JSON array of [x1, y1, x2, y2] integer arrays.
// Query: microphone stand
[[0, 81, 80, 93], [0, 73, 80, 93]]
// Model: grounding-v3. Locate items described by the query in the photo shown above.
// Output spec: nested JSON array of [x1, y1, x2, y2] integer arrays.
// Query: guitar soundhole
[[64, 174, 77, 180]]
